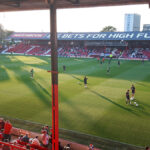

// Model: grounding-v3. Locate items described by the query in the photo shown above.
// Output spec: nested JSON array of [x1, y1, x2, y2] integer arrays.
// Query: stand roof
[[0, 0, 149, 12]]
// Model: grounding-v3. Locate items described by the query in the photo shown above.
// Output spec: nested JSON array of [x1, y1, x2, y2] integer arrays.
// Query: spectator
[[89, 144, 94, 150], [49, 133, 52, 144], [42, 125, 49, 134], [41, 130, 49, 147], [22, 134, 29, 143], [17, 134, 23, 143], [146, 147, 150, 150], [44, 125, 49, 134], [3, 120, 12, 142], [0, 118, 5, 131], [59, 142, 63, 150], [31, 136, 40, 146], [64, 144, 71, 150]]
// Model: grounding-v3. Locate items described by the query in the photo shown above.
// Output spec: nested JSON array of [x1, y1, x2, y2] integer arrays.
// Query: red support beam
[[50, 0, 59, 150]]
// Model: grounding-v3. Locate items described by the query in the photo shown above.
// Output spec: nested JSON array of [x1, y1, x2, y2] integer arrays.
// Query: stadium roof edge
[[0, 0, 149, 12]]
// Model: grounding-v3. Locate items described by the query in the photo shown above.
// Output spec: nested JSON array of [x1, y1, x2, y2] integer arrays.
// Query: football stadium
[[0, 1, 150, 150]]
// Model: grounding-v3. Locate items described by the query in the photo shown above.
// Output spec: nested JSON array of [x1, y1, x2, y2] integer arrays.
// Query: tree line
[[101, 26, 117, 32], [0, 24, 13, 44]]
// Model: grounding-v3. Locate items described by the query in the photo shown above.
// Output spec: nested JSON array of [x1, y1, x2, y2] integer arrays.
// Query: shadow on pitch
[[0, 67, 10, 82], [88, 88, 138, 116], [135, 81, 150, 88], [70, 74, 83, 83], [16, 74, 51, 107], [35, 81, 51, 97], [59, 92, 94, 128], [140, 101, 150, 108], [30, 56, 150, 85], [28, 63, 50, 72], [1, 55, 51, 107], [136, 100, 150, 117]]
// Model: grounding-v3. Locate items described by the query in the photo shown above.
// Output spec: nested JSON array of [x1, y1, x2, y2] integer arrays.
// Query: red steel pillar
[[50, 1, 59, 150]]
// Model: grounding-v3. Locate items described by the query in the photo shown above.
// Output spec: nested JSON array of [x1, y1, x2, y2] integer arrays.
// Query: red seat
[[30, 144, 48, 150], [0, 133, 3, 140], [17, 140, 28, 146]]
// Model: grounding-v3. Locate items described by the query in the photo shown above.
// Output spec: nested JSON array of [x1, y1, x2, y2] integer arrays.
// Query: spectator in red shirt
[[2, 120, 12, 142]]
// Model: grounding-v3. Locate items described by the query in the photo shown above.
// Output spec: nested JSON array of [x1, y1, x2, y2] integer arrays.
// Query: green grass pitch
[[0, 55, 150, 146]]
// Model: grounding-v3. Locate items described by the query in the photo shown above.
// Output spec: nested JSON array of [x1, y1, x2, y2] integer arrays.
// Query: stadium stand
[[143, 48, 150, 59], [1, 32, 150, 60], [2, 43, 150, 60], [6, 43, 31, 54], [26, 45, 50, 56], [0, 119, 100, 150]]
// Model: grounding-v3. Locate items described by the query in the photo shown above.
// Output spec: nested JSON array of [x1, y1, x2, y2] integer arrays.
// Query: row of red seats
[[0, 140, 49, 150], [143, 51, 150, 58], [6, 43, 50, 55], [7, 43, 31, 53], [4, 43, 150, 59]]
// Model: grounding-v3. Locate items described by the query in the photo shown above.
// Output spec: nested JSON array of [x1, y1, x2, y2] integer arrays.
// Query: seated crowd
[[121, 48, 150, 59], [0, 118, 70, 150], [1, 42, 150, 59]]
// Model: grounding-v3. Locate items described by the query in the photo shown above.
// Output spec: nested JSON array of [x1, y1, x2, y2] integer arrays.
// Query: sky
[[0, 4, 149, 32]]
